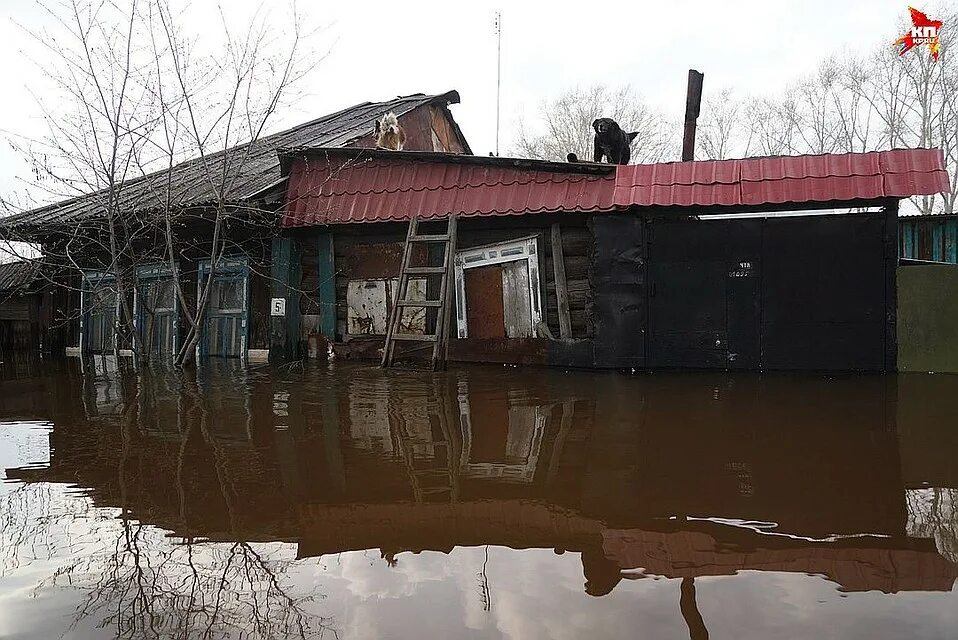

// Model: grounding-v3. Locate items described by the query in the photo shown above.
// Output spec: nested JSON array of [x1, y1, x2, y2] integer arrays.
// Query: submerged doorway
[[81, 271, 117, 354], [648, 219, 761, 369]]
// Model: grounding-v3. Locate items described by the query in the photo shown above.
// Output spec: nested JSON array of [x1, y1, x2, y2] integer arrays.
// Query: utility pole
[[682, 69, 704, 162], [495, 11, 502, 156]]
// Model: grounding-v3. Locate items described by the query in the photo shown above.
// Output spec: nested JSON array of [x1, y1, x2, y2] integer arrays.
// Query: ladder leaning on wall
[[381, 215, 459, 370]]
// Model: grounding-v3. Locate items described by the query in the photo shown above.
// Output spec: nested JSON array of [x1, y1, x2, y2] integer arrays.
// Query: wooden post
[[317, 232, 336, 340], [551, 223, 572, 339], [682, 69, 704, 162], [269, 237, 301, 363]]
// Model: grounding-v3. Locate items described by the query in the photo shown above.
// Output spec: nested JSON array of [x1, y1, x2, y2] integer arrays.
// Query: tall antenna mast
[[495, 11, 502, 156]]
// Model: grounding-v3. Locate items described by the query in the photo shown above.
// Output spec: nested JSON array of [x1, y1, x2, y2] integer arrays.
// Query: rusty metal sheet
[[464, 266, 505, 339], [346, 277, 426, 336], [342, 242, 428, 280]]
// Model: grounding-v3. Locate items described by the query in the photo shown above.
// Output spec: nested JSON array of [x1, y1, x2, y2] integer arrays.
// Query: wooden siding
[[295, 216, 595, 348], [344, 103, 467, 153], [429, 105, 468, 153], [899, 217, 958, 263], [543, 226, 593, 339]]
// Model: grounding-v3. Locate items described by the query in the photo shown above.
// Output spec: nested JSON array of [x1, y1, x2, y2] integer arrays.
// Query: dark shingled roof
[[2, 91, 464, 231], [0, 261, 39, 292]]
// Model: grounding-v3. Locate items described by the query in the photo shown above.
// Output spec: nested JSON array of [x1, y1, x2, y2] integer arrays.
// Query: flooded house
[[0, 91, 469, 358], [1, 86, 954, 373], [277, 147, 949, 372]]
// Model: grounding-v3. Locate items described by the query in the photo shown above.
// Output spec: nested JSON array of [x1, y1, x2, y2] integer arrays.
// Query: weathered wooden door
[[648, 219, 761, 369]]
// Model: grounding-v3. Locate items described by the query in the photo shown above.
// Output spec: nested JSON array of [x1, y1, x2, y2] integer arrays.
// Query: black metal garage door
[[648, 213, 890, 371], [649, 219, 761, 369]]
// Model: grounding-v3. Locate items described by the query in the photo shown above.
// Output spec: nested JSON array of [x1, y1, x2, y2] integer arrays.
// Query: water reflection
[[1, 357, 957, 639]]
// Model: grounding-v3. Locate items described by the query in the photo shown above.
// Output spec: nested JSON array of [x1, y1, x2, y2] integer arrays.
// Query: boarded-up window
[[455, 237, 542, 339], [346, 278, 426, 336]]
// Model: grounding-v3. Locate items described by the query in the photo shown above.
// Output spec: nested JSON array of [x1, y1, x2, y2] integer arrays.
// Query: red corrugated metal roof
[[283, 152, 615, 227], [281, 148, 950, 228], [613, 149, 947, 209]]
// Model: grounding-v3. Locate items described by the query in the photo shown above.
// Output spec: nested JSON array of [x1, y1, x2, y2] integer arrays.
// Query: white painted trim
[[454, 237, 543, 339]]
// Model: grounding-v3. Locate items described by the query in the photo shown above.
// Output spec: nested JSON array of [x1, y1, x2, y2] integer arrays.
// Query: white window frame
[[453, 236, 543, 339]]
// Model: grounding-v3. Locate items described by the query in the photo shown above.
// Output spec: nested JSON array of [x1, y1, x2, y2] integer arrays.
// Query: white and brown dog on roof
[[374, 112, 406, 151]]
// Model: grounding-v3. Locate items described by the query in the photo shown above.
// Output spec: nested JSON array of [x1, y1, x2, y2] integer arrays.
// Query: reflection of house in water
[[457, 381, 546, 483], [4, 363, 958, 599]]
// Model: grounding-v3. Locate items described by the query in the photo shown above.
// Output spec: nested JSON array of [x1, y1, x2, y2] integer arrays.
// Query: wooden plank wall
[[899, 217, 958, 263], [249, 265, 270, 350], [542, 226, 593, 339], [299, 236, 322, 316], [428, 105, 468, 153], [295, 217, 596, 346]]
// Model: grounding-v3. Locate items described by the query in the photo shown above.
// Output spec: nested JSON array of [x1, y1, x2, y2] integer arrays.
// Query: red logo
[[896, 6, 943, 60]]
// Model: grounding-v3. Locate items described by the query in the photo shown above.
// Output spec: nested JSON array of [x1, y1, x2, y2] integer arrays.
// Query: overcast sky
[[0, 0, 921, 210]]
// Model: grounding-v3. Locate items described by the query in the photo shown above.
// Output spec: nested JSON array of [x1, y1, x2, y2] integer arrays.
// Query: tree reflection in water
[[1, 362, 335, 639]]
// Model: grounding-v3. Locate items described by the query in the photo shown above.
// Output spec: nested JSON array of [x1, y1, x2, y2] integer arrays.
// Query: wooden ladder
[[381, 215, 458, 370]]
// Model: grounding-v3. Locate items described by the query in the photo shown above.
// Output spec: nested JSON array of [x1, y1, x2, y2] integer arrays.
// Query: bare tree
[[1, 0, 315, 365], [511, 84, 678, 164], [137, 0, 310, 366], [5, 0, 166, 359], [696, 87, 746, 160]]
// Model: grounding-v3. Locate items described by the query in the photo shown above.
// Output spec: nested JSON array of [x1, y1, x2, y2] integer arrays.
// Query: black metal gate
[[647, 213, 891, 371], [649, 219, 761, 369], [761, 214, 888, 371]]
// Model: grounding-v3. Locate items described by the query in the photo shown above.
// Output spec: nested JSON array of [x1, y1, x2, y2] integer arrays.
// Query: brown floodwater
[[0, 355, 956, 639]]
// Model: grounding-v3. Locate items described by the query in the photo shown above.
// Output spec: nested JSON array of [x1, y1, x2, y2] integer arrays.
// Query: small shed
[[0, 261, 43, 351], [277, 147, 948, 372]]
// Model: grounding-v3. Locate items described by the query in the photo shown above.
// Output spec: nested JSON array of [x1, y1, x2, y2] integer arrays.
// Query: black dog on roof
[[592, 118, 638, 165]]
